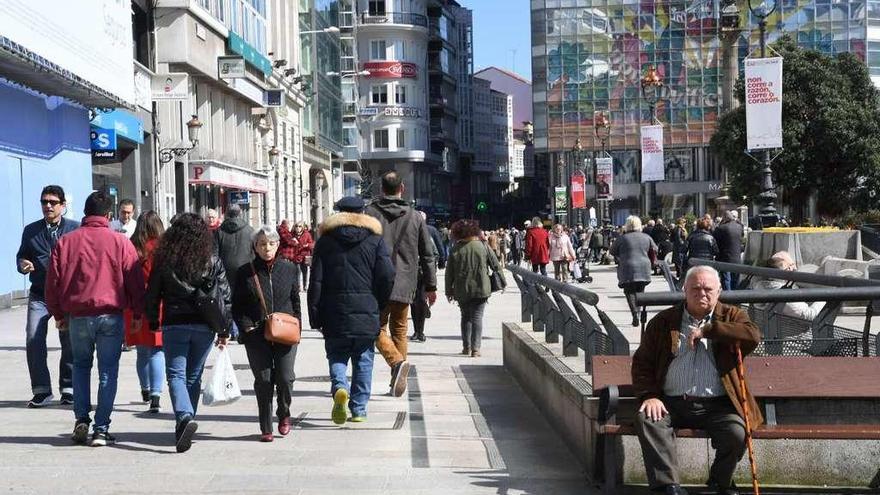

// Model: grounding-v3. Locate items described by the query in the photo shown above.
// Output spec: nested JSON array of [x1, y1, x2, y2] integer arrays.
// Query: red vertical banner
[[571, 172, 586, 209]]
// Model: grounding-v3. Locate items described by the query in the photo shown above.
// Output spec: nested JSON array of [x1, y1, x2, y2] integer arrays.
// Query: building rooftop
[[475, 66, 531, 86]]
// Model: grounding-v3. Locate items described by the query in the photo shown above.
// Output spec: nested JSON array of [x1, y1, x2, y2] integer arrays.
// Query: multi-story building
[[474, 67, 533, 147], [530, 1, 878, 225]]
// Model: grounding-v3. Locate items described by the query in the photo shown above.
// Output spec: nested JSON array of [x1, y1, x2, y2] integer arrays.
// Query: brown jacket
[[632, 303, 764, 427]]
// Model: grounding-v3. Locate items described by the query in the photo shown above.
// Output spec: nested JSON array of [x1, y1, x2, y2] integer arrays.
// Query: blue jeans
[[26, 296, 73, 395], [324, 337, 375, 417], [720, 272, 740, 291], [136, 346, 165, 397], [163, 324, 215, 423], [68, 314, 124, 433]]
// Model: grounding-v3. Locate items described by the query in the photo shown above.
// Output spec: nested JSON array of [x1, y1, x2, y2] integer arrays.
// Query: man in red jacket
[[45, 191, 145, 447]]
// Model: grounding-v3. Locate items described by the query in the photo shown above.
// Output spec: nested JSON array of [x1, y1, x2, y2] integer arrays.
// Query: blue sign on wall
[[229, 190, 250, 205], [89, 109, 144, 144], [90, 127, 116, 159]]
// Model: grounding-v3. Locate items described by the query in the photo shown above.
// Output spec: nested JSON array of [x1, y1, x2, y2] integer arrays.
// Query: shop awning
[[189, 159, 269, 193], [0, 35, 128, 109]]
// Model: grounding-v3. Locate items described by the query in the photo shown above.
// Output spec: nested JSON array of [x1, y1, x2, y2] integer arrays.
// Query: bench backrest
[[592, 355, 880, 398]]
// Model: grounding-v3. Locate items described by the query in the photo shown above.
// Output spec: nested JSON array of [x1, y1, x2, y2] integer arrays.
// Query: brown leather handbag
[[251, 263, 301, 345]]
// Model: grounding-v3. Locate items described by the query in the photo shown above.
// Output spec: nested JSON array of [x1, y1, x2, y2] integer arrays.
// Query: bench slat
[[601, 424, 880, 440]]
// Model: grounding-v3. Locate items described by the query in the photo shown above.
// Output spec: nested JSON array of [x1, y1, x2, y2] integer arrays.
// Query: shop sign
[[554, 186, 568, 214], [228, 190, 250, 205], [359, 107, 379, 116], [218, 56, 246, 79], [227, 31, 272, 75], [151, 73, 189, 100], [596, 157, 613, 200], [381, 106, 421, 118], [363, 61, 418, 79], [640, 124, 664, 182], [90, 109, 144, 144], [90, 127, 117, 159], [265, 89, 284, 107], [745, 57, 783, 150], [134, 64, 152, 110], [571, 172, 586, 209], [189, 161, 269, 193]]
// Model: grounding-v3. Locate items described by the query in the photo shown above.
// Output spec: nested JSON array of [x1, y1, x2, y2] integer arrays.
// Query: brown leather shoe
[[278, 417, 291, 436], [470, 349, 481, 357]]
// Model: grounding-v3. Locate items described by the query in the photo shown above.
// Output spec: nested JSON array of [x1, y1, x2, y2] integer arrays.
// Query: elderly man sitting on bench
[[632, 265, 762, 495]]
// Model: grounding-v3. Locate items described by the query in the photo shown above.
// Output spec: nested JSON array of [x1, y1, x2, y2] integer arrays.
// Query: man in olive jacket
[[632, 265, 761, 495], [365, 171, 437, 397]]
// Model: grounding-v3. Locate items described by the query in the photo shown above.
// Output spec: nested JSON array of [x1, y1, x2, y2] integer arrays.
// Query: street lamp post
[[640, 65, 663, 218], [749, 0, 779, 227], [594, 111, 611, 225]]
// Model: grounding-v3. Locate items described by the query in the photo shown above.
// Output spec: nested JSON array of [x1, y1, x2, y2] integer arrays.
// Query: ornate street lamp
[[594, 111, 611, 225], [749, 0, 779, 227], [159, 114, 203, 164]]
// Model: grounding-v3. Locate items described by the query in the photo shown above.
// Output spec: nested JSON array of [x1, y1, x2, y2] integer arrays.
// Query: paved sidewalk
[[0, 271, 588, 495]]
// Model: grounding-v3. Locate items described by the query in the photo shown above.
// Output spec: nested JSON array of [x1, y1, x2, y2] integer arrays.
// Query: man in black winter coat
[[214, 205, 255, 290], [713, 210, 745, 291], [308, 197, 395, 424]]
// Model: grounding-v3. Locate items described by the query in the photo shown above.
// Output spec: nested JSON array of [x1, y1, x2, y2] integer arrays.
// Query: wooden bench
[[592, 355, 880, 492]]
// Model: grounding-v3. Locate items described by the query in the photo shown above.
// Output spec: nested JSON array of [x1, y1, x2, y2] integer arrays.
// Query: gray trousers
[[459, 298, 488, 351], [635, 396, 746, 490]]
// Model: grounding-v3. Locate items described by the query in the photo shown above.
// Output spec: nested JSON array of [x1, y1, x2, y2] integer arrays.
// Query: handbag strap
[[250, 262, 269, 318]]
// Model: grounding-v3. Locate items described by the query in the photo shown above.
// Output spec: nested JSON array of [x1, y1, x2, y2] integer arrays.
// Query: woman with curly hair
[[445, 219, 503, 357], [125, 211, 165, 413], [146, 213, 231, 453]]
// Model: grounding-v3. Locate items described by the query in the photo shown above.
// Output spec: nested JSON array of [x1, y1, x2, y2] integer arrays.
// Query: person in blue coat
[[308, 196, 395, 424]]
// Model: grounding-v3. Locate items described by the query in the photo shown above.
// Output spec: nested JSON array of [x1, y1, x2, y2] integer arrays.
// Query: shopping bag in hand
[[202, 348, 242, 406], [572, 262, 582, 280]]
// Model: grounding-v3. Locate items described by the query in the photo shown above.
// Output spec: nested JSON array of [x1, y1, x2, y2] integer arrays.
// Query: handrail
[[507, 264, 600, 305], [634, 286, 880, 307], [688, 258, 880, 288]]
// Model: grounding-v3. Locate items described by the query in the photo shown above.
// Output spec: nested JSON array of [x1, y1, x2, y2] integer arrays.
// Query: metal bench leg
[[603, 434, 622, 494]]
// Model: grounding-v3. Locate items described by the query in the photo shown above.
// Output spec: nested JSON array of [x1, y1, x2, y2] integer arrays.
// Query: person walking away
[[411, 211, 440, 343], [281, 222, 314, 291], [232, 226, 301, 442], [650, 219, 673, 274], [365, 171, 437, 397], [610, 216, 658, 327], [277, 220, 296, 262], [308, 197, 395, 424], [589, 226, 604, 263], [713, 210, 745, 290], [110, 199, 137, 238], [45, 190, 145, 446], [499, 229, 510, 266], [671, 218, 688, 278], [146, 213, 231, 453], [632, 266, 761, 495], [424, 213, 446, 269], [125, 211, 166, 413], [214, 204, 254, 341], [684, 217, 719, 269], [524, 216, 550, 275], [549, 224, 576, 282], [17, 185, 79, 408], [510, 227, 524, 266], [445, 220, 503, 357]]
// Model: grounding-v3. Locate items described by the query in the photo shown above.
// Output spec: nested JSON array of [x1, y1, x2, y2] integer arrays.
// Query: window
[[369, 0, 386, 15], [374, 129, 389, 149], [370, 40, 387, 60], [397, 128, 406, 149], [391, 39, 406, 60], [371, 85, 388, 104], [395, 85, 407, 104]]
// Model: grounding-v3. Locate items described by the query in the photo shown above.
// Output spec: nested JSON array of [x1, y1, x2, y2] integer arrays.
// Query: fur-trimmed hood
[[319, 212, 382, 244]]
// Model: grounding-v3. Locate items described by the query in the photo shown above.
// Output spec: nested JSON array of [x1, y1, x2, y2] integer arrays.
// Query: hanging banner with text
[[571, 172, 586, 209], [595, 157, 614, 200], [554, 187, 568, 214], [745, 57, 783, 150], [640, 124, 665, 182]]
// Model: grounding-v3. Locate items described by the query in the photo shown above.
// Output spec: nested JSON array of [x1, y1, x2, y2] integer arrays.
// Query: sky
[[470, 0, 532, 80]]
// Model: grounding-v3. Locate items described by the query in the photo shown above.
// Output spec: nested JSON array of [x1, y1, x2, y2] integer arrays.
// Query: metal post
[[757, 18, 777, 226]]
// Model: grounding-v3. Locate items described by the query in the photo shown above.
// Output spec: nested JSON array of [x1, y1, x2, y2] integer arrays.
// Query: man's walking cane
[[735, 342, 760, 495]]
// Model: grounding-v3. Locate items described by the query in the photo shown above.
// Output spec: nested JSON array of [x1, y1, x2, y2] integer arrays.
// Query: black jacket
[[365, 197, 436, 303], [214, 216, 255, 289], [684, 229, 718, 264], [308, 212, 395, 339], [232, 255, 302, 344], [427, 224, 446, 268], [16, 217, 79, 298], [713, 221, 744, 263], [145, 255, 231, 336]]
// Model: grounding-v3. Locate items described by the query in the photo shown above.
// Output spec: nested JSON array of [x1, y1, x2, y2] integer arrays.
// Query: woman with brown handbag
[[232, 226, 301, 442]]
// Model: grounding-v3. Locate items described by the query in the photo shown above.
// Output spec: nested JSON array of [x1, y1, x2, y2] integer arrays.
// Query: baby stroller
[[573, 245, 593, 284]]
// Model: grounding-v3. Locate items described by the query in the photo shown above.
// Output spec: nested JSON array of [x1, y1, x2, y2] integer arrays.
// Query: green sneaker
[[331, 388, 349, 425], [348, 416, 367, 423]]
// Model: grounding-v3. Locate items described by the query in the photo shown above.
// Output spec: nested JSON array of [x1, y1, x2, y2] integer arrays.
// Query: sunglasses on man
[[40, 199, 62, 206]]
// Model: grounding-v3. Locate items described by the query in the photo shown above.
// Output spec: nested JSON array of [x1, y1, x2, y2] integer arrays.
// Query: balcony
[[360, 12, 428, 28]]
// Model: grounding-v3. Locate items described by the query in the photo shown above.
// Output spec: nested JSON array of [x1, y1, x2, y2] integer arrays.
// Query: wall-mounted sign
[[151, 73, 189, 100], [90, 127, 117, 159], [218, 56, 246, 79], [359, 107, 379, 117], [381, 106, 421, 118], [228, 190, 250, 205], [90, 110, 144, 144], [265, 89, 284, 107], [189, 161, 269, 193], [363, 61, 418, 79], [227, 31, 272, 75]]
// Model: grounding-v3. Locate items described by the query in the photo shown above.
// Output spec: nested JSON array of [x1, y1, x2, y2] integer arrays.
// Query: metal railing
[[360, 12, 428, 27], [508, 265, 628, 372]]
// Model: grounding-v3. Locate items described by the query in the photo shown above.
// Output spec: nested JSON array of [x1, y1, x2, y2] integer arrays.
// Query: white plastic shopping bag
[[202, 347, 241, 406], [572, 261, 582, 280]]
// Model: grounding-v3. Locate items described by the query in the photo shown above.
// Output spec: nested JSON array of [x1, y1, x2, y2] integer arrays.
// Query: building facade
[[530, 0, 876, 225]]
